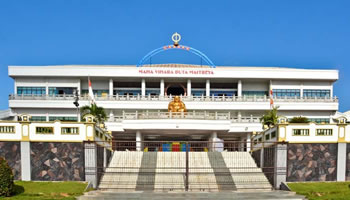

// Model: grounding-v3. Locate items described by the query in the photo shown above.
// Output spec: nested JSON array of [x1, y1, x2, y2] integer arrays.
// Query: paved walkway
[[78, 190, 306, 200]]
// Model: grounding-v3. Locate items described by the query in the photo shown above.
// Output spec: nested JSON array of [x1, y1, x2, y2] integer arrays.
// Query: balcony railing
[[9, 94, 338, 103], [108, 111, 261, 123]]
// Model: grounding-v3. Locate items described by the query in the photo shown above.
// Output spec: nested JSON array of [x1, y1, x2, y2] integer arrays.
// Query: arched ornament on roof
[[137, 32, 216, 68]]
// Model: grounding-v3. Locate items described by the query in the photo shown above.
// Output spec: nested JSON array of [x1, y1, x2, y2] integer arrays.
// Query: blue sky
[[0, 0, 349, 111]]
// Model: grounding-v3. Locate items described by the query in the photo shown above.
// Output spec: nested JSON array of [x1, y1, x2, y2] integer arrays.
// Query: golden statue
[[168, 96, 187, 112]]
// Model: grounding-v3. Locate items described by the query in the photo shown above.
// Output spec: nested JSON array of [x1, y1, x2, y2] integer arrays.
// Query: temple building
[[1, 33, 349, 190]]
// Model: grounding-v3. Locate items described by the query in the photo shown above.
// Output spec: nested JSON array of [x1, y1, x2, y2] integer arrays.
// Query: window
[[316, 129, 333, 136], [146, 89, 160, 96], [309, 118, 330, 124], [0, 126, 15, 133], [242, 91, 268, 97], [292, 129, 309, 136], [114, 89, 141, 96], [303, 89, 330, 98], [82, 89, 108, 97], [192, 89, 205, 96], [210, 90, 236, 97], [31, 116, 46, 122], [273, 89, 300, 98], [271, 131, 276, 138], [258, 137, 262, 142], [49, 87, 76, 95], [61, 127, 79, 135], [265, 134, 270, 140], [49, 116, 77, 122], [17, 87, 46, 96], [36, 127, 54, 134]]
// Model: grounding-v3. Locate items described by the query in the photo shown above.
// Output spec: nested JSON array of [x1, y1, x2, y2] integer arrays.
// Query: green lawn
[[4, 181, 88, 200], [288, 182, 350, 200]]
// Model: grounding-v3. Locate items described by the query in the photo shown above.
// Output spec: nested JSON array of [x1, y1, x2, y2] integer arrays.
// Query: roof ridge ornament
[[172, 32, 181, 46], [137, 33, 216, 68]]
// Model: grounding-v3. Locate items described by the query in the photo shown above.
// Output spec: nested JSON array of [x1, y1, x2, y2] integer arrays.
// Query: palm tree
[[81, 103, 107, 123], [289, 116, 309, 123], [260, 106, 279, 128]]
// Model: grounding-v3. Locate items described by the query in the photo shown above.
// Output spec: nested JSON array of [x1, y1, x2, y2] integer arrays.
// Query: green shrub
[[289, 116, 309, 123], [0, 157, 14, 197]]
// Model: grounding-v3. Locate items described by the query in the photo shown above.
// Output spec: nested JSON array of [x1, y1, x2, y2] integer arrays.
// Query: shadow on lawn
[[12, 184, 24, 196]]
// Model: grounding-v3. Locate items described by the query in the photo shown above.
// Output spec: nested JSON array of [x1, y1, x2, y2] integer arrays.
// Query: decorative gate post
[[274, 143, 287, 189]]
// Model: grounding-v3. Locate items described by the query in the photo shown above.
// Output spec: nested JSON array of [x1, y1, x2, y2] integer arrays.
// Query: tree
[[0, 157, 14, 197], [260, 106, 279, 128], [81, 103, 107, 123], [289, 116, 309, 123]]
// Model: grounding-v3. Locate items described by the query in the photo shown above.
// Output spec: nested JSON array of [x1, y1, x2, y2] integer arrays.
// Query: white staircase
[[222, 151, 272, 190], [155, 152, 185, 191], [99, 151, 143, 190], [99, 151, 272, 191], [189, 152, 219, 191]]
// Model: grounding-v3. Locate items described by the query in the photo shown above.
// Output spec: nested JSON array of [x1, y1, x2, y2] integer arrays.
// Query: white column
[[160, 79, 165, 97], [136, 131, 143, 151], [14, 78, 17, 95], [46, 113, 49, 122], [237, 80, 242, 97], [237, 111, 242, 122], [45, 79, 49, 95], [187, 79, 191, 96], [246, 133, 251, 152], [210, 132, 218, 152], [109, 110, 114, 122], [21, 142, 31, 181], [109, 78, 113, 96], [330, 82, 333, 98], [206, 79, 210, 97], [141, 79, 146, 96], [300, 82, 303, 98], [337, 143, 346, 181]]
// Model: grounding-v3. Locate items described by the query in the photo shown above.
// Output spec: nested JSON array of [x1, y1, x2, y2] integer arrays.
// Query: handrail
[[107, 111, 261, 122], [9, 94, 339, 103]]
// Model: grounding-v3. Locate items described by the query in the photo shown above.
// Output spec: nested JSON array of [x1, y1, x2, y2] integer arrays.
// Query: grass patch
[[4, 181, 88, 200], [288, 182, 350, 200]]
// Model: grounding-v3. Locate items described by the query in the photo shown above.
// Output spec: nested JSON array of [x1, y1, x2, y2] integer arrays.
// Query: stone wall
[[287, 143, 337, 182], [0, 142, 21, 180], [31, 142, 85, 181], [346, 144, 350, 180]]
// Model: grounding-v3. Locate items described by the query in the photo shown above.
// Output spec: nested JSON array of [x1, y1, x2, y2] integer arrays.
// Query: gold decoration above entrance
[[168, 96, 187, 113]]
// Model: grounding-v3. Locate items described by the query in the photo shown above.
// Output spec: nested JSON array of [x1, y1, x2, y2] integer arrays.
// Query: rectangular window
[[146, 89, 160, 96], [114, 89, 141, 96], [61, 127, 79, 135], [273, 89, 300, 98], [210, 90, 236, 97], [292, 129, 309, 136], [265, 134, 270, 140], [309, 118, 330, 124], [31, 116, 47, 122], [258, 137, 262, 142], [192, 89, 206, 96], [49, 116, 77, 122], [316, 129, 333, 136], [81, 89, 109, 97], [242, 91, 268, 97], [36, 127, 54, 134], [17, 87, 46, 96], [271, 131, 276, 138], [303, 89, 330, 98], [49, 87, 77, 96], [0, 126, 15, 133]]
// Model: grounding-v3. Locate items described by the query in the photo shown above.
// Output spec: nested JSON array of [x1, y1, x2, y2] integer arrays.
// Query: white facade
[[7, 64, 339, 143]]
